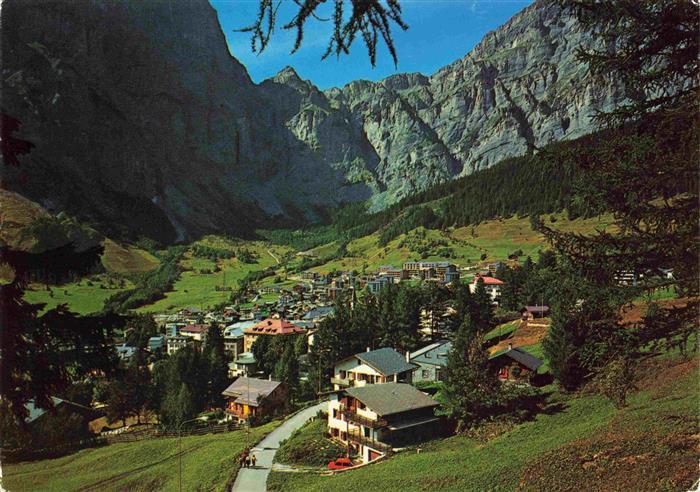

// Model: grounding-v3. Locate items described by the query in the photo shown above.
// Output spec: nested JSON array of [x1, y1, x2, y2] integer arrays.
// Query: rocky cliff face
[[319, 1, 623, 209], [1, 0, 623, 241], [1, 0, 377, 242]]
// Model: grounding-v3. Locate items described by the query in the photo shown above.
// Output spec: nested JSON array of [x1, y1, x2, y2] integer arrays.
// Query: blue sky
[[211, 0, 532, 89]]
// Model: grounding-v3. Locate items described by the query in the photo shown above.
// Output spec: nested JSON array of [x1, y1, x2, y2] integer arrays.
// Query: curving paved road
[[231, 402, 326, 492]]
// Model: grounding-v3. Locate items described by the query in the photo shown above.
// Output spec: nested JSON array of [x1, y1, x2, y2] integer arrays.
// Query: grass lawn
[[101, 239, 159, 274], [485, 321, 519, 341], [276, 416, 345, 468], [2, 421, 280, 492], [268, 355, 697, 491], [305, 213, 615, 275], [23, 276, 135, 315], [136, 241, 290, 313]]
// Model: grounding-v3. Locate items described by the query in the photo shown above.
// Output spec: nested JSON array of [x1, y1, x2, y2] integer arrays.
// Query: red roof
[[181, 324, 208, 333], [244, 318, 306, 336], [472, 275, 504, 285]]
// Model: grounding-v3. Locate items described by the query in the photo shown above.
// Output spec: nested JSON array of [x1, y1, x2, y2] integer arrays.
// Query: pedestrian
[[247, 455, 252, 468], [238, 455, 245, 468], [251, 454, 257, 468]]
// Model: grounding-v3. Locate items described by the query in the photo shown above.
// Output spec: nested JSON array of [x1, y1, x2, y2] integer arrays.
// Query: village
[[35, 258, 553, 473]]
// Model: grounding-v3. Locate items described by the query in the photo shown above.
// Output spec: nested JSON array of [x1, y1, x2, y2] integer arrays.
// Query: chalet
[[328, 383, 440, 463], [488, 344, 543, 383], [469, 274, 504, 302], [332, 347, 418, 390], [243, 318, 307, 352], [166, 335, 190, 355], [180, 324, 208, 342], [222, 377, 288, 422], [410, 340, 451, 382], [521, 305, 550, 320]]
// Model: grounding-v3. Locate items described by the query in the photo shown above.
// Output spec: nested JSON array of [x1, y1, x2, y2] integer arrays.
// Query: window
[[422, 369, 430, 379], [339, 370, 346, 379], [358, 402, 366, 410], [363, 427, 370, 438], [332, 409, 339, 419]]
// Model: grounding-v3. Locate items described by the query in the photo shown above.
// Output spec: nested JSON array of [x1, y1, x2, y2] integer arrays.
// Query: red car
[[327, 457, 353, 470]]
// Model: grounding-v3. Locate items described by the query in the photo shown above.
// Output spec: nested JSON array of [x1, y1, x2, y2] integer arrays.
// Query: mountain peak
[[274, 65, 303, 83]]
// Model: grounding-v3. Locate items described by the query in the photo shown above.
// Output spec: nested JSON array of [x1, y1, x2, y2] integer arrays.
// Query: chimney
[[405, 350, 411, 362], [366, 347, 370, 352], [269, 374, 272, 381], [508, 343, 513, 350]]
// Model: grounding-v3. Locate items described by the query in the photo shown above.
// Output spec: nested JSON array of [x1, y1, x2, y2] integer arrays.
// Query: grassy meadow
[[136, 239, 291, 313], [268, 354, 697, 492], [1, 422, 280, 492]]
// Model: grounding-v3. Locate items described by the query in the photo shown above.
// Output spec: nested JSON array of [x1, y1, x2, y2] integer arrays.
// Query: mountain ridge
[[2, 0, 623, 242]]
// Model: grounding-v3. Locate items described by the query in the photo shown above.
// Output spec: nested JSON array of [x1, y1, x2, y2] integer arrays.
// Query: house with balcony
[[222, 377, 287, 422], [331, 347, 418, 390], [328, 383, 440, 463]]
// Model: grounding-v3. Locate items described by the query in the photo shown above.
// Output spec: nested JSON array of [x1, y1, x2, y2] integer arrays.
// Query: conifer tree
[[442, 315, 501, 430]]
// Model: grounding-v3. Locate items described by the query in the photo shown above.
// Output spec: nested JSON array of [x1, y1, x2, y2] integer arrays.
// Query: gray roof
[[346, 383, 439, 416], [221, 377, 282, 407], [354, 347, 418, 376], [302, 306, 334, 320], [410, 340, 451, 367], [489, 347, 543, 371], [522, 306, 549, 313]]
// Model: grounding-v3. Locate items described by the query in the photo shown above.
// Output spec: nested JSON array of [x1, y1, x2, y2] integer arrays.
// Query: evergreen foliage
[[442, 315, 501, 430]]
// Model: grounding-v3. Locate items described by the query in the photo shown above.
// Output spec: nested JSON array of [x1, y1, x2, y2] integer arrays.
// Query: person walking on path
[[251, 455, 257, 468], [231, 401, 326, 492]]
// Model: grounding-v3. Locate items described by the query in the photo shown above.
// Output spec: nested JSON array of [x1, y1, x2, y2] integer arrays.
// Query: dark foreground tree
[[539, 0, 698, 396], [240, 0, 409, 66], [562, 0, 698, 124]]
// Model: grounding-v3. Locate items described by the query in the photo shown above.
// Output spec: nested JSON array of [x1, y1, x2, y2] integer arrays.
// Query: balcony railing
[[340, 406, 388, 428], [330, 377, 351, 387], [346, 432, 392, 452]]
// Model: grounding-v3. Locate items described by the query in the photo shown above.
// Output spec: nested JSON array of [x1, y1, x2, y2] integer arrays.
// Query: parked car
[[327, 457, 353, 470]]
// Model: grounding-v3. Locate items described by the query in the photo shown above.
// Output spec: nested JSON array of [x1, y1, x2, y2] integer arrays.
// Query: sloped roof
[[522, 306, 550, 313], [244, 318, 306, 336], [355, 347, 417, 376], [472, 275, 504, 285], [302, 306, 334, 320], [489, 347, 543, 371], [221, 377, 282, 406], [346, 383, 439, 416], [181, 324, 208, 333], [410, 340, 451, 366]]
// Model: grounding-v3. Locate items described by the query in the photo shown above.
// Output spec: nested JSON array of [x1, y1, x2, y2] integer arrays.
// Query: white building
[[468, 274, 504, 302], [331, 347, 417, 391]]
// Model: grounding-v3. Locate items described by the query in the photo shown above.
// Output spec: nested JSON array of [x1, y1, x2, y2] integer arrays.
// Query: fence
[[2, 421, 239, 462]]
